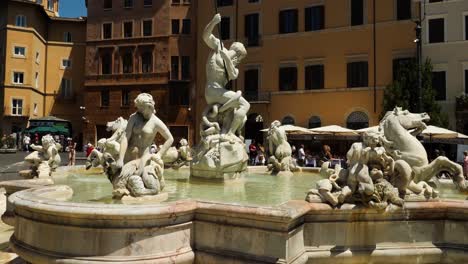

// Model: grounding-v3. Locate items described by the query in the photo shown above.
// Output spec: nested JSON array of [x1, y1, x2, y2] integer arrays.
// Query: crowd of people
[[247, 140, 337, 168]]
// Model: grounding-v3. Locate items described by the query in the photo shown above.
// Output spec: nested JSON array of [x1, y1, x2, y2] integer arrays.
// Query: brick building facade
[[83, 0, 196, 145]]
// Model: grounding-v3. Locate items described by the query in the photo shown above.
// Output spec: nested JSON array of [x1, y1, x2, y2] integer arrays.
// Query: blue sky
[[59, 0, 87, 18]]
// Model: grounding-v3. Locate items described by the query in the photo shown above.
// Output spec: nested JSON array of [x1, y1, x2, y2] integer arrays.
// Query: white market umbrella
[[309, 125, 359, 136], [421, 125, 459, 139], [261, 124, 315, 135]]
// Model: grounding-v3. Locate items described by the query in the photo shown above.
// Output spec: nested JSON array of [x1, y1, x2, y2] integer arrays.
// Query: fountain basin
[[7, 183, 468, 264]]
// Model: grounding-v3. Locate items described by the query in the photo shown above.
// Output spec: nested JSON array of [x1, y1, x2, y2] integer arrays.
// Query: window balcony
[[245, 91, 270, 103], [85, 72, 169, 86]]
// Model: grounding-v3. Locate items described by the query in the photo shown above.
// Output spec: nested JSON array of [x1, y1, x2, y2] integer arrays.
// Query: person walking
[[67, 138, 77, 166], [23, 134, 31, 152], [464, 151, 468, 180]]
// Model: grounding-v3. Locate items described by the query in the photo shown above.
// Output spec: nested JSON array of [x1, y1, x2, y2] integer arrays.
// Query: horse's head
[[106, 117, 128, 132], [381, 107, 430, 132]]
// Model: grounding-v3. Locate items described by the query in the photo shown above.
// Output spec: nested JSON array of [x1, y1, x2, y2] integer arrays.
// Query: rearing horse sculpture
[[380, 107, 467, 196]]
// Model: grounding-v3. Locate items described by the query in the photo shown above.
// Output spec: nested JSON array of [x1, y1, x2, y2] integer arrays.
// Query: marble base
[[6, 183, 468, 264], [0, 148, 17, 154], [121, 192, 169, 204]]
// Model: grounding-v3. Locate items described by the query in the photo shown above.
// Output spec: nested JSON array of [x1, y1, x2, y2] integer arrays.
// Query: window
[[60, 79, 73, 99], [171, 56, 179, 80], [14, 46, 26, 57], [144, 0, 152, 6], [62, 59, 72, 68], [351, 0, 364, 26], [248, 0, 259, 2], [220, 17, 230, 40], [465, 15, 468, 40], [432, 71, 446, 101], [428, 18, 444, 43], [170, 86, 190, 105], [123, 52, 133, 73], [124, 0, 133, 8], [35, 72, 39, 88], [143, 20, 152, 36], [35, 51, 40, 63], [279, 9, 298, 34], [305, 64, 324, 90], [392, 57, 413, 80], [101, 90, 110, 107], [123, 22, 133, 38], [396, 0, 411, 20], [12, 99, 23, 115], [308, 116, 321, 128], [181, 56, 190, 79], [13, 72, 24, 84], [182, 19, 191, 34], [15, 15, 26, 27], [279, 66, 297, 91], [141, 52, 152, 73], [347, 61, 368, 88], [346, 111, 369, 129], [282, 116, 295, 125], [103, 23, 112, 39], [102, 53, 112, 74], [245, 13, 260, 47], [305, 6, 325, 31], [122, 90, 130, 106], [172, 19, 180, 34], [104, 0, 112, 9], [428, 0, 443, 2], [217, 0, 233, 7], [244, 69, 259, 101], [63, 32, 72, 42], [47, 0, 53, 11]]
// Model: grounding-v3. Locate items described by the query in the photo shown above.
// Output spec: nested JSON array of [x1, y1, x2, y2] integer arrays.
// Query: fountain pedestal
[[191, 135, 248, 180]]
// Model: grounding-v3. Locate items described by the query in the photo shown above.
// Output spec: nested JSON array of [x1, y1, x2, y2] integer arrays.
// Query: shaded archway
[[245, 113, 264, 143], [308, 115, 321, 128], [346, 111, 369, 130], [282, 115, 295, 125]]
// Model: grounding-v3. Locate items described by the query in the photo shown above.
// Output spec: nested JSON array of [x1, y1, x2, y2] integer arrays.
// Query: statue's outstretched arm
[[203, 14, 222, 50], [31, 144, 43, 152]]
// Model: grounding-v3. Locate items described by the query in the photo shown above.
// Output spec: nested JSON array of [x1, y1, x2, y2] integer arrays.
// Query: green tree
[[382, 58, 448, 127]]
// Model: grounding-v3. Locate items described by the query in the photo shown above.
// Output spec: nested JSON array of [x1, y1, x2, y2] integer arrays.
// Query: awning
[[260, 125, 315, 135], [309, 125, 359, 136], [25, 126, 70, 136]]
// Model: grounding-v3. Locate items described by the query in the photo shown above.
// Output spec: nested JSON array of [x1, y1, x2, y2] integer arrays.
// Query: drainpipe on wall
[[373, 0, 377, 113]]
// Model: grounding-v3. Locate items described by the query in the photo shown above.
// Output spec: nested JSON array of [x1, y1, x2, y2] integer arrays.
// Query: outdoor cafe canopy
[[260, 124, 315, 135], [309, 125, 359, 136]]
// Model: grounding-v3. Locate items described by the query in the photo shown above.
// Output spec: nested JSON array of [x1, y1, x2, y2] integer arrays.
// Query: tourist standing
[[86, 143, 94, 157], [67, 138, 76, 166], [464, 151, 468, 180], [298, 144, 306, 166], [23, 134, 31, 152], [249, 140, 257, 166]]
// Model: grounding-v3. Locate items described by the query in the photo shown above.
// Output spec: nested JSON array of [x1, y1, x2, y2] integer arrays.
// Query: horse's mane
[[379, 111, 394, 132]]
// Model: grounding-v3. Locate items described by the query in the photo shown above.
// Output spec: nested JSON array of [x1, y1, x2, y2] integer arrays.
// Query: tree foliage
[[382, 58, 448, 127]]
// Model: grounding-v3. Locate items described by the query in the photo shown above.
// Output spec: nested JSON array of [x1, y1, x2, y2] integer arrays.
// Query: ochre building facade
[[0, 0, 86, 138], [196, 0, 418, 142], [83, 0, 196, 145]]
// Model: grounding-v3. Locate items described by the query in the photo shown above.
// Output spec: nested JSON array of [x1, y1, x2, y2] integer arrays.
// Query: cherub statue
[[24, 134, 61, 178]]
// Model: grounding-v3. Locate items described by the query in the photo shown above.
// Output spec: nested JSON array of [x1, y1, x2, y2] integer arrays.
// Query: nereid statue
[[306, 107, 468, 210], [162, 138, 192, 169], [191, 13, 250, 179], [86, 94, 173, 199], [267, 120, 297, 175], [24, 134, 61, 178]]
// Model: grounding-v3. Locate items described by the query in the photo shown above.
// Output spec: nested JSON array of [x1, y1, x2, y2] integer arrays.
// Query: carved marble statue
[[23, 134, 61, 178], [306, 107, 467, 210], [162, 138, 192, 169], [267, 120, 297, 175], [86, 117, 127, 179], [108, 93, 174, 198], [191, 13, 250, 179]]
